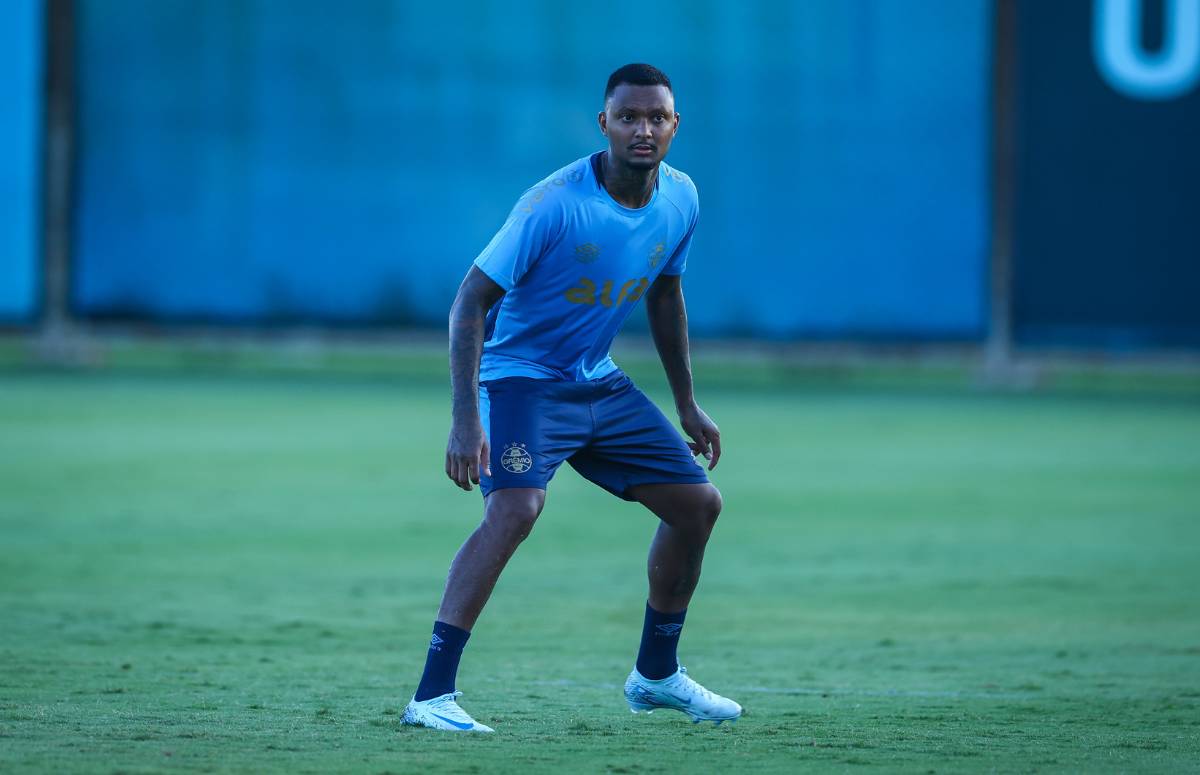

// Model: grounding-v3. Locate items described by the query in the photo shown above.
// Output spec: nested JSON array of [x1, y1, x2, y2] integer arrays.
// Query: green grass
[[1, 366, 1199, 773]]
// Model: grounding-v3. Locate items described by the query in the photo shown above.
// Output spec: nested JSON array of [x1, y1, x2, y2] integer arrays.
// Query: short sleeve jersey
[[474, 152, 699, 382]]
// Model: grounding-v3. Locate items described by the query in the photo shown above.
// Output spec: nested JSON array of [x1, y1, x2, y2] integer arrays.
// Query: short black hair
[[604, 63, 673, 102]]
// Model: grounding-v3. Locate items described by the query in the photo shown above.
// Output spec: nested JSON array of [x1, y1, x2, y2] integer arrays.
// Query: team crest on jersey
[[575, 243, 601, 264], [501, 443, 533, 474], [648, 242, 666, 268]]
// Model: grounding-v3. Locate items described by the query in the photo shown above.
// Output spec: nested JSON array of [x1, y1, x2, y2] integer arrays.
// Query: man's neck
[[600, 151, 657, 209]]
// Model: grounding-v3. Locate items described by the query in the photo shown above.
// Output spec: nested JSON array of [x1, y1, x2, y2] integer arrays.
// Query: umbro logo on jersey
[[655, 623, 683, 636], [574, 243, 601, 264]]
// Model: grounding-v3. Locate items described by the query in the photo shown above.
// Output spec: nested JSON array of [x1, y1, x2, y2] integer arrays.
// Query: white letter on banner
[[1094, 0, 1200, 100]]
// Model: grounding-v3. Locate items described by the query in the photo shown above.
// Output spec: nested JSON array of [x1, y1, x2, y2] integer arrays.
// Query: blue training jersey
[[474, 152, 699, 382]]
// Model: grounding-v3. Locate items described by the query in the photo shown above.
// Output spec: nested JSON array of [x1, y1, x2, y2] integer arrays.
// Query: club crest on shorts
[[500, 442, 533, 474]]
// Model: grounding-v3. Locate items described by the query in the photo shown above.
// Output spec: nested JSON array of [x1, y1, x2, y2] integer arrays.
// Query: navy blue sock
[[636, 602, 686, 680], [414, 621, 471, 701]]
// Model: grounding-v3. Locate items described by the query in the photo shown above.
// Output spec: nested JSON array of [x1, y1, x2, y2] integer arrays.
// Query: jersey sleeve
[[661, 211, 697, 276], [473, 187, 566, 290]]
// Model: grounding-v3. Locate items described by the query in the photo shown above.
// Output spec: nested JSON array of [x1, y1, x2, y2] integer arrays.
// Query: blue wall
[[72, 0, 990, 338], [0, 1, 41, 321]]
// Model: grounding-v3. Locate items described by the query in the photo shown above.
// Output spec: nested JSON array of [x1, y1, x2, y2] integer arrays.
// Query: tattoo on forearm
[[449, 303, 486, 422], [447, 270, 505, 424]]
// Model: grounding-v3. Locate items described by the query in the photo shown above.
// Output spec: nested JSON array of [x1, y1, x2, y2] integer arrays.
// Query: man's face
[[598, 84, 679, 169]]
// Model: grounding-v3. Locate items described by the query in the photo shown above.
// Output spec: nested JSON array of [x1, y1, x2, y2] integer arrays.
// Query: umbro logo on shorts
[[655, 623, 683, 636], [501, 443, 533, 474]]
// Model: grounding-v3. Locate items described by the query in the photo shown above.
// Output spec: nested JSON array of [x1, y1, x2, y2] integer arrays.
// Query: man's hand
[[446, 419, 491, 491], [678, 402, 721, 471]]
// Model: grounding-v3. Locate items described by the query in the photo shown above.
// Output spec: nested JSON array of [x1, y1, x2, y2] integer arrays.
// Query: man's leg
[[634, 482, 723, 613], [620, 481, 740, 723], [413, 487, 545, 702], [628, 482, 723, 678], [436, 487, 546, 628]]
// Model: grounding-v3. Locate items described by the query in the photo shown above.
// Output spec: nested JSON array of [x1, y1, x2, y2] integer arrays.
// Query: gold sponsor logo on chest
[[565, 277, 650, 307]]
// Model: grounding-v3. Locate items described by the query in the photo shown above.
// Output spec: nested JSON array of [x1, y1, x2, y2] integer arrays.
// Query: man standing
[[402, 64, 741, 732]]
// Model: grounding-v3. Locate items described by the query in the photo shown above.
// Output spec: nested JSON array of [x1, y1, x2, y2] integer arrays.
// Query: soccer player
[[401, 64, 742, 733]]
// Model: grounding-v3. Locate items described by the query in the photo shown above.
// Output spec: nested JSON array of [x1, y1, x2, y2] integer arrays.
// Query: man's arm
[[446, 266, 507, 491], [644, 273, 721, 470]]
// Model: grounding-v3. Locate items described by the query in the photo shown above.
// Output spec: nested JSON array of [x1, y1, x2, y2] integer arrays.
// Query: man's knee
[[660, 483, 722, 532], [697, 484, 723, 530], [483, 489, 545, 545]]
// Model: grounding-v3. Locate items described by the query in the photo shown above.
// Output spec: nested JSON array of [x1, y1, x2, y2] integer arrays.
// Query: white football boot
[[401, 691, 494, 733], [624, 665, 742, 725]]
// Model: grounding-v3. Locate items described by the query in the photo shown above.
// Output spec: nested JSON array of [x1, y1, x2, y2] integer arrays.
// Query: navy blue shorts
[[478, 371, 709, 500]]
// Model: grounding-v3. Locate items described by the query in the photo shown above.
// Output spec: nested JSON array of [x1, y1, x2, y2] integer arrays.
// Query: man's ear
[[597, 111, 608, 136]]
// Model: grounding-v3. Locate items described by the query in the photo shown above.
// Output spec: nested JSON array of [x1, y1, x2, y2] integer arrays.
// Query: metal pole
[[986, 0, 1017, 373], [40, 0, 76, 353]]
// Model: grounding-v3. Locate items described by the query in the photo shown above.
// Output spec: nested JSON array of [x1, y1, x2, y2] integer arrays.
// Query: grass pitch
[[1, 362, 1199, 773]]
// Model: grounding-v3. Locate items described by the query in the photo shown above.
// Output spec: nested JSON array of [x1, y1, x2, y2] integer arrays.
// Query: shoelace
[[673, 667, 716, 702], [427, 691, 471, 721]]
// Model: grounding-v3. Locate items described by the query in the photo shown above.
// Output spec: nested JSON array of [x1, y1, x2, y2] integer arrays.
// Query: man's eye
[[620, 115, 633, 122], [653, 115, 665, 123]]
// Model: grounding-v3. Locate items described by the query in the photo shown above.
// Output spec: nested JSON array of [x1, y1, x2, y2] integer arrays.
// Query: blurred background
[[2, 0, 1196, 357], [3, 3, 1200, 770]]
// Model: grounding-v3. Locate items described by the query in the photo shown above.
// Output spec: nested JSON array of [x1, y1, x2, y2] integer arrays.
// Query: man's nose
[[634, 119, 652, 138]]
